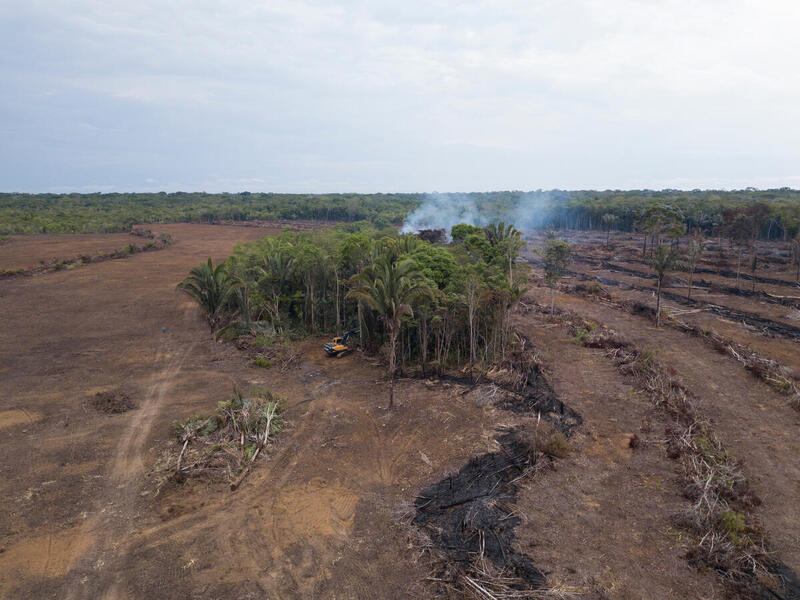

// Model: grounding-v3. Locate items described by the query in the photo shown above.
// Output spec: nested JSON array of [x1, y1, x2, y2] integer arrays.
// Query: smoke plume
[[400, 191, 557, 235]]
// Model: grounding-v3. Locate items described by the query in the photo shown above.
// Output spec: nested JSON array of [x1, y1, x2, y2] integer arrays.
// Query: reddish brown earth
[[0, 232, 135, 272], [3, 224, 799, 599], [523, 231, 800, 582], [0, 224, 498, 599]]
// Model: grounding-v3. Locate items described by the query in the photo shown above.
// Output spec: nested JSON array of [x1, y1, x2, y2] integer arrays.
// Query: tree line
[[4, 189, 800, 240], [0, 192, 421, 234]]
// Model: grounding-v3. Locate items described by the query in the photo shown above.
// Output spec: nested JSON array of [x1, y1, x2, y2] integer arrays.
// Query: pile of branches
[[217, 321, 303, 372], [484, 332, 545, 391], [578, 326, 776, 590], [558, 275, 800, 412], [666, 316, 800, 411], [170, 386, 284, 490]]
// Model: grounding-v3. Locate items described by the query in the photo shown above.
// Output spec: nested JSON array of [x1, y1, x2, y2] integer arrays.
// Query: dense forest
[[3, 189, 800, 239], [0, 192, 422, 234]]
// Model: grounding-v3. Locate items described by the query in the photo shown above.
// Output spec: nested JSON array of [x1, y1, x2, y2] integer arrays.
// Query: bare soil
[[523, 231, 800, 585], [0, 224, 495, 599], [3, 225, 800, 599]]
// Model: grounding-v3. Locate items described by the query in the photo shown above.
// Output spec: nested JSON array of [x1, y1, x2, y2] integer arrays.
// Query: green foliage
[[451, 223, 484, 242], [0, 192, 421, 234], [251, 355, 272, 369], [651, 244, 679, 278], [4, 191, 800, 240], [719, 510, 749, 547], [219, 221, 529, 382], [178, 258, 244, 328], [539, 239, 571, 287], [409, 244, 456, 289]]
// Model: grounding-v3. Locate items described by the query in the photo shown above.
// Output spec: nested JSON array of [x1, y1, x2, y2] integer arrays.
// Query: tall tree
[[178, 258, 243, 328], [347, 256, 435, 409], [684, 235, 704, 300], [651, 245, 679, 327], [539, 238, 571, 316], [602, 213, 619, 247]]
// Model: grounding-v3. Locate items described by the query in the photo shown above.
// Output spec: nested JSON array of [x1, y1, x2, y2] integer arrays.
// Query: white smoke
[[400, 191, 557, 235]]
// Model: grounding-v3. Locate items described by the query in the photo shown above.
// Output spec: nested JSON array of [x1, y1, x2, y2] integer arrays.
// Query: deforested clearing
[[3, 206, 800, 600]]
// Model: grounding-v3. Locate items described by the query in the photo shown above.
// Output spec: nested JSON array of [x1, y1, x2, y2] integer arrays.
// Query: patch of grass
[[251, 355, 272, 369], [542, 432, 571, 458], [719, 510, 749, 547]]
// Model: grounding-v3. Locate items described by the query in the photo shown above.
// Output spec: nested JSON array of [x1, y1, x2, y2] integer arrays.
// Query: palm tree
[[256, 249, 295, 331], [347, 255, 435, 409], [651, 245, 678, 327], [484, 221, 523, 282], [178, 258, 243, 328]]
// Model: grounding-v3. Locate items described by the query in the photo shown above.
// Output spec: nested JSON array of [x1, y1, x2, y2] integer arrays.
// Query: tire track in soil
[[64, 307, 196, 600]]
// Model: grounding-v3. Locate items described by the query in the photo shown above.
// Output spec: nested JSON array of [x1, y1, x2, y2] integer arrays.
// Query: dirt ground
[[522, 231, 800, 587], [3, 225, 800, 599], [0, 232, 135, 272], [0, 223, 500, 599]]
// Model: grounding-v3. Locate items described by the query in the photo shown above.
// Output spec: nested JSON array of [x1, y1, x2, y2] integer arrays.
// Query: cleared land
[[1, 225, 799, 599]]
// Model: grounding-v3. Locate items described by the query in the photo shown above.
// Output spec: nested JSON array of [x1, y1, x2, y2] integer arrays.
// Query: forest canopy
[[3, 189, 800, 239]]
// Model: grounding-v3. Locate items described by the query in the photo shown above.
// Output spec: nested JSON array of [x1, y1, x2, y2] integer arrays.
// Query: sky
[[2, 0, 800, 193]]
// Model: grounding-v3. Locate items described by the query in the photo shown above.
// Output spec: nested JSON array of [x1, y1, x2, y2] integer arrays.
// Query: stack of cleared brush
[[171, 386, 284, 490], [667, 316, 800, 411], [579, 326, 773, 588]]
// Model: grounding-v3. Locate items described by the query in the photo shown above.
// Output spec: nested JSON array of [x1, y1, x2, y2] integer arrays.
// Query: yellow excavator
[[323, 327, 360, 357]]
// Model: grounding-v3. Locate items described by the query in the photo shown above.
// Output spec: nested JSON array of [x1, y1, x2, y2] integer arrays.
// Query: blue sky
[[2, 0, 800, 193]]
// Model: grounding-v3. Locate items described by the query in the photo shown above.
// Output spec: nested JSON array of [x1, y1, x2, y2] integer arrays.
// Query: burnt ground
[[3, 225, 800, 599]]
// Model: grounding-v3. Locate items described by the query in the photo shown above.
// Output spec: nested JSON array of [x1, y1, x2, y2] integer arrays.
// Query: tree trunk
[[656, 277, 662, 327], [310, 281, 316, 331], [335, 270, 341, 334], [687, 267, 694, 300], [387, 325, 398, 410], [550, 285, 556, 317], [736, 251, 741, 290]]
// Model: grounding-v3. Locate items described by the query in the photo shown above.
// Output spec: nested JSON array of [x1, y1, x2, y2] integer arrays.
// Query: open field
[[2, 225, 800, 599]]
